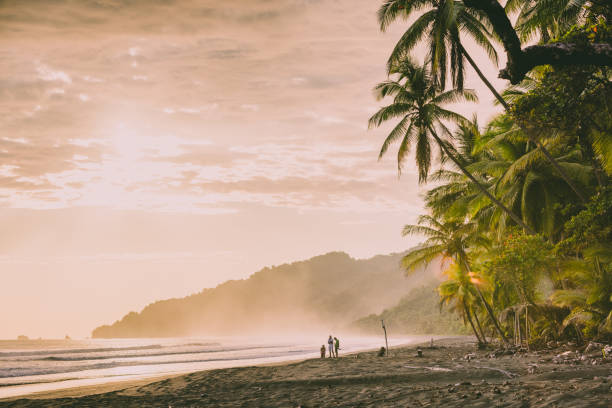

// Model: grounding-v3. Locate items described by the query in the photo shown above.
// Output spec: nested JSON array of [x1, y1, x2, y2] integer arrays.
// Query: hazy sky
[[0, 0, 505, 339]]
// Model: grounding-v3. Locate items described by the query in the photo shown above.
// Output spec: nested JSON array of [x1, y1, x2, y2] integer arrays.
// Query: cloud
[[240, 104, 259, 112], [0, 0, 452, 215], [36, 64, 72, 84]]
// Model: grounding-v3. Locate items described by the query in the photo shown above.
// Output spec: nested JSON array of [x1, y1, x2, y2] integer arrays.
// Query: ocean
[[0, 335, 427, 399]]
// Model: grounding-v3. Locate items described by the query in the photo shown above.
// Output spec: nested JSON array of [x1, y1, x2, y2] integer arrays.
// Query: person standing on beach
[[320, 345, 326, 358], [328, 335, 334, 358], [334, 337, 340, 358]]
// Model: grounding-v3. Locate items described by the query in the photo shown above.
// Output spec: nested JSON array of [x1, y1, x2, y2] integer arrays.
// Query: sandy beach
[[2, 337, 611, 407]]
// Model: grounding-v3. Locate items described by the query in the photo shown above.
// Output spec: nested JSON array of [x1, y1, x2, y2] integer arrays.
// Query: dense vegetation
[[92, 252, 438, 338], [352, 281, 469, 335], [372, 1, 612, 346]]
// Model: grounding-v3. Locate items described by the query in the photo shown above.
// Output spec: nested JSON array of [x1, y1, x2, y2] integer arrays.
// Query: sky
[[0, 0, 506, 339]]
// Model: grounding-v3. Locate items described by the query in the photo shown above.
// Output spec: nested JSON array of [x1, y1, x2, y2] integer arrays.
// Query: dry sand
[[1, 337, 611, 407]]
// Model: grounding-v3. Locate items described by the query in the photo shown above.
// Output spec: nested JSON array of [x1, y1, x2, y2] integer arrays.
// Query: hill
[[92, 252, 440, 338], [351, 281, 468, 335]]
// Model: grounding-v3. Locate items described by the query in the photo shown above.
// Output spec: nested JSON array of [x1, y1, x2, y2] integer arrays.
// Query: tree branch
[[464, 0, 612, 84], [503, 42, 612, 84]]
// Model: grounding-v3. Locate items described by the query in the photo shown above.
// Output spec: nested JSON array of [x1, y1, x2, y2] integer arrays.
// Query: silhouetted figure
[[320, 345, 326, 358], [328, 335, 334, 358], [377, 346, 386, 357], [334, 337, 340, 358]]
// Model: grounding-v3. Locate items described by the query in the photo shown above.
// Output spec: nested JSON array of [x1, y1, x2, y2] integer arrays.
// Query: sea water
[[0, 335, 428, 399]]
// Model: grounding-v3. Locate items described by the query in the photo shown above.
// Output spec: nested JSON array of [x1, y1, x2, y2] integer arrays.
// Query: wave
[[0, 342, 223, 360], [5, 344, 284, 364], [0, 349, 308, 379], [37, 346, 270, 362], [0, 344, 164, 358]]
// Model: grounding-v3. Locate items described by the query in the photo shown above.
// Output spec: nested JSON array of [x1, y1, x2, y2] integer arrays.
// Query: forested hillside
[[352, 282, 469, 335], [92, 252, 440, 338]]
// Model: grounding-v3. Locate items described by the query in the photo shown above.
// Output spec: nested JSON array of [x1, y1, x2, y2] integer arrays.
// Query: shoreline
[[2, 337, 611, 407], [0, 337, 444, 402]]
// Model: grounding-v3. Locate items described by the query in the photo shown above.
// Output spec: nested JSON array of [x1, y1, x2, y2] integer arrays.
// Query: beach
[[2, 337, 611, 407], [1, 336, 426, 400]]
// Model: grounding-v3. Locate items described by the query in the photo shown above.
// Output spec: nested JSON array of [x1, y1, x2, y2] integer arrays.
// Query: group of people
[[320, 335, 340, 358]]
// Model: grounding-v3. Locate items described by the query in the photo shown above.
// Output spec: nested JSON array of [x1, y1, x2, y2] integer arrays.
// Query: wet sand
[[2, 338, 611, 407]]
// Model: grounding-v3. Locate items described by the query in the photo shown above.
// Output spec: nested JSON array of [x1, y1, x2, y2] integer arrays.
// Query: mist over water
[[0, 335, 433, 399]]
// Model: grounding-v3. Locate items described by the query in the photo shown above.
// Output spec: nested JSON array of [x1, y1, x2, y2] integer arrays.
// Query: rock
[[527, 364, 537, 374], [448, 387, 456, 393], [464, 353, 476, 361], [493, 387, 502, 394], [585, 342, 605, 353]]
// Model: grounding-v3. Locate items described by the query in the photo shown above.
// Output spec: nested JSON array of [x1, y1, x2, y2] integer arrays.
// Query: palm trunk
[[474, 284, 509, 345], [459, 43, 510, 111], [429, 127, 535, 234], [472, 307, 488, 344], [459, 259, 510, 345], [459, 44, 587, 204], [464, 300, 484, 344]]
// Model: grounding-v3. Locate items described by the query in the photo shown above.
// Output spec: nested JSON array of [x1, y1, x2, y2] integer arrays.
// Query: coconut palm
[[505, 0, 590, 43], [439, 263, 489, 344], [401, 214, 510, 343], [474, 115, 594, 238], [369, 57, 535, 233], [552, 245, 612, 338], [378, 0, 499, 97], [378, 0, 589, 203], [424, 116, 498, 225]]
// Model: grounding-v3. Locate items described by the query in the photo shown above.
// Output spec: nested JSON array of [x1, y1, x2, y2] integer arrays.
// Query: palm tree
[[552, 245, 612, 338], [378, 0, 589, 203], [425, 116, 498, 226], [439, 263, 487, 343], [401, 214, 510, 343], [378, 0, 499, 96], [505, 0, 590, 43], [474, 115, 594, 238], [369, 57, 535, 233]]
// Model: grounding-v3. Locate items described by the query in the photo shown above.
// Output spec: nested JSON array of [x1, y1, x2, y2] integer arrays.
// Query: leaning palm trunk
[[472, 308, 488, 344], [474, 284, 509, 345], [458, 44, 587, 204], [459, 259, 510, 345], [464, 300, 484, 344], [428, 126, 535, 234]]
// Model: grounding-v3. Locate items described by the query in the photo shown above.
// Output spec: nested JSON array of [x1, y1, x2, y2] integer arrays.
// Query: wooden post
[[514, 310, 519, 346], [525, 306, 529, 351], [381, 319, 389, 357], [517, 308, 522, 347]]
